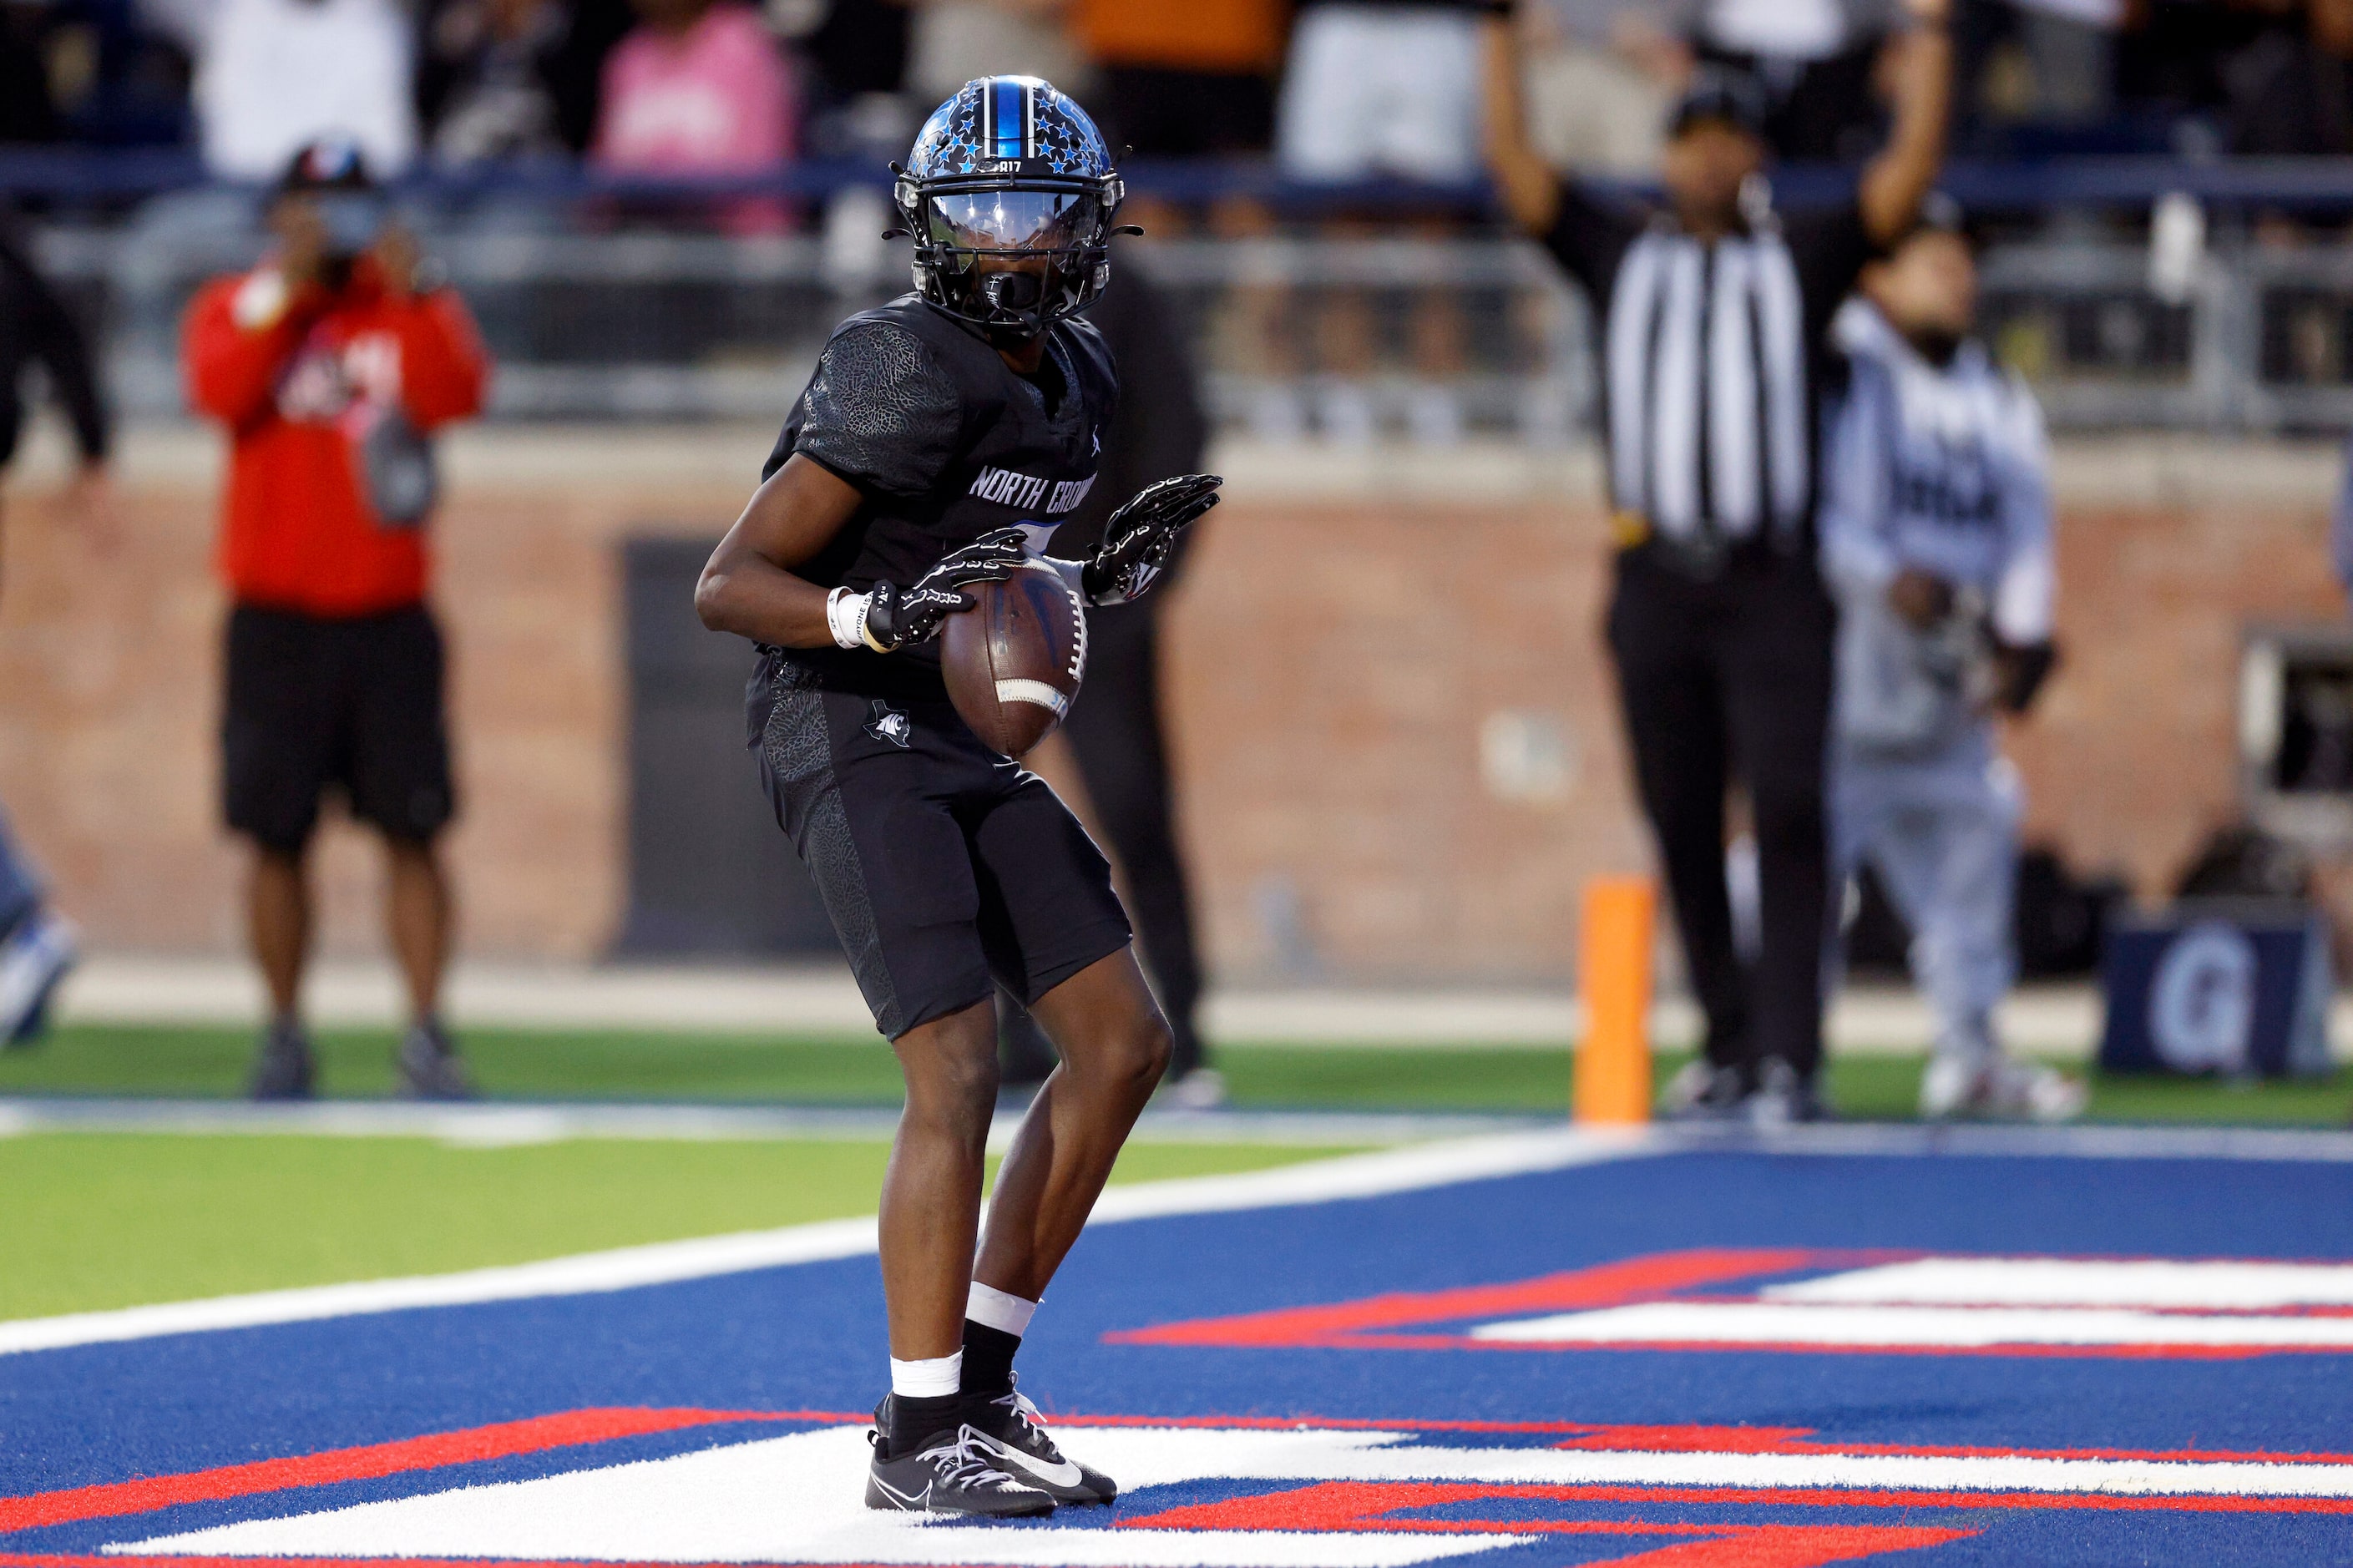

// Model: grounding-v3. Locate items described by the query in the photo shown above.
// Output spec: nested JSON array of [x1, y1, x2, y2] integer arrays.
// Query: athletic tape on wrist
[[825, 586, 871, 650], [966, 1281, 1040, 1338], [1044, 555, 1090, 603]]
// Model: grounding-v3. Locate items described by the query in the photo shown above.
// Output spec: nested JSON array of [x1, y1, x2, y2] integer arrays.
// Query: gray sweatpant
[[1830, 727, 2022, 1062], [0, 804, 41, 939]]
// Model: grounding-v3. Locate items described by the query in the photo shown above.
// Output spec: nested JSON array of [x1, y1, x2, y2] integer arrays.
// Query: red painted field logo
[[1110, 1249, 2353, 1359], [5, 1403, 2353, 1567]]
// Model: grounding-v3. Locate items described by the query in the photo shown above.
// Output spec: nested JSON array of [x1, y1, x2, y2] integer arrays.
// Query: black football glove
[[863, 528, 1027, 650], [1989, 637, 2058, 716], [1079, 473, 1222, 606]]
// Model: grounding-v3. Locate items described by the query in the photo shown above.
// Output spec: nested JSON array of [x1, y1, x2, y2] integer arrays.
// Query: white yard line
[[10, 1117, 2353, 1360], [0, 1098, 1542, 1150], [0, 1128, 1649, 1358]]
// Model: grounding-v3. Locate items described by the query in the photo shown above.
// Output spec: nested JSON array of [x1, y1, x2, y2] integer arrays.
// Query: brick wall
[[0, 428, 2340, 984]]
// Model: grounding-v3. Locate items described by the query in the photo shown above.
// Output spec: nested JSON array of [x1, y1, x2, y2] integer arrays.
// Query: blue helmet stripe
[[989, 78, 1029, 160]]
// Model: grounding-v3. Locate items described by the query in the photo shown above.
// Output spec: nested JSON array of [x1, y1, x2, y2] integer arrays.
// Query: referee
[[1484, 1, 1954, 1121]]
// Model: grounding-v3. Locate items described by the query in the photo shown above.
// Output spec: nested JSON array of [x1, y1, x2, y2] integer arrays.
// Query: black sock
[[961, 1319, 1020, 1401], [884, 1391, 964, 1458]]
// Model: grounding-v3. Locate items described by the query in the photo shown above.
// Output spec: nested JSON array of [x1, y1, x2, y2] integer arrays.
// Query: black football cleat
[[961, 1380, 1116, 1506], [863, 1405, 1055, 1518]]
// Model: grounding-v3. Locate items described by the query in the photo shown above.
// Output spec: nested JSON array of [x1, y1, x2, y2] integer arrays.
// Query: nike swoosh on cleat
[[870, 1476, 933, 1510], [975, 1433, 1084, 1490]]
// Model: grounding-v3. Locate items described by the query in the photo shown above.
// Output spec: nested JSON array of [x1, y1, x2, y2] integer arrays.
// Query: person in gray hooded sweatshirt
[[1819, 200, 2083, 1122]]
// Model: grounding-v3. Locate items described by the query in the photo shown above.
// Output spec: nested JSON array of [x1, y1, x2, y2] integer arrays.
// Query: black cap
[[277, 137, 374, 195], [1666, 67, 1769, 141]]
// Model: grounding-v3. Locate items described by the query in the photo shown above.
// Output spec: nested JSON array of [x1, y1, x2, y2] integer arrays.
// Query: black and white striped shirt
[[1541, 180, 1875, 560]]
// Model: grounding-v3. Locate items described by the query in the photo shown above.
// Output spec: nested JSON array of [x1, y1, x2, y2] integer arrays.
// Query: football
[[939, 557, 1089, 757]]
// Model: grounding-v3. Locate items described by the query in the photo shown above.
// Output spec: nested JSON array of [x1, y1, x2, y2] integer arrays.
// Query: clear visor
[[926, 189, 1096, 253]]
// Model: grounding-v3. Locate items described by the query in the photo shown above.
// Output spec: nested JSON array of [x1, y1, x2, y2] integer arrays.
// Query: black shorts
[[748, 650, 1131, 1040], [222, 604, 456, 855]]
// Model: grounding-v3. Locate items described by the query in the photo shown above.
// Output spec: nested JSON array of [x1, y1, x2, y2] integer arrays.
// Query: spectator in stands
[[2113, 0, 2267, 121], [1485, 0, 1953, 1124], [1276, 0, 1494, 444], [1279, 0, 1490, 185], [184, 0, 417, 178], [1689, 0, 1895, 161], [793, 0, 914, 165], [1072, 0, 1285, 158], [1516, 0, 1693, 175], [417, 0, 574, 164], [592, 0, 796, 232], [5, 0, 196, 149], [2223, 0, 2353, 156], [906, 0, 1090, 106], [807, 0, 910, 100], [1, 0, 68, 144], [182, 141, 488, 1101], [1069, 0, 1284, 438], [0, 206, 115, 1049], [1956, 0, 2122, 138]]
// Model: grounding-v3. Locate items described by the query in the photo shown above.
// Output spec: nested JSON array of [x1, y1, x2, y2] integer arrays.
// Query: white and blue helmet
[[894, 76, 1126, 341]]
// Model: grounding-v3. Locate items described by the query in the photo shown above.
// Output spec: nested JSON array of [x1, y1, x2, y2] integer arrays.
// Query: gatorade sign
[[2098, 903, 2332, 1078]]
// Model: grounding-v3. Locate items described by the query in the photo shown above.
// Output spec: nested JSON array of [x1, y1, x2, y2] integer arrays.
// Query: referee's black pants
[[998, 593, 1208, 1080], [1606, 544, 1836, 1082]]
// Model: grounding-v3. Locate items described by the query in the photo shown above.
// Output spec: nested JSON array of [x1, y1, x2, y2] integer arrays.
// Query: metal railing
[[33, 211, 2353, 436]]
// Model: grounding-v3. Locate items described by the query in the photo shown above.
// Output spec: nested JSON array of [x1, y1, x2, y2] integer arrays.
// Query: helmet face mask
[[898, 78, 1123, 343]]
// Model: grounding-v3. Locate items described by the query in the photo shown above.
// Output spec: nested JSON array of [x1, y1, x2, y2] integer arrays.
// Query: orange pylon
[[1576, 876, 1657, 1124]]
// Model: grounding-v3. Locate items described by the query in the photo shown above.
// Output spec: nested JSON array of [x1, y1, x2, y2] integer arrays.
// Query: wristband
[[824, 586, 872, 650], [231, 269, 291, 331]]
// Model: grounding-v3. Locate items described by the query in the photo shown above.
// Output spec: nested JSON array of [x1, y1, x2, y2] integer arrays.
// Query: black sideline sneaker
[[249, 1019, 316, 1101], [963, 1380, 1116, 1506], [1746, 1059, 1829, 1129], [1660, 1060, 1747, 1121], [864, 1404, 1054, 1518], [397, 1021, 477, 1100]]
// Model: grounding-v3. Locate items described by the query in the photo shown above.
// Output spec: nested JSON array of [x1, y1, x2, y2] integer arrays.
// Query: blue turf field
[[4, 1129, 2351, 1565]]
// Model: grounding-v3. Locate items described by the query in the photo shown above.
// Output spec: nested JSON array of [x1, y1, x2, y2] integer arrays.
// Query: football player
[[1819, 200, 2083, 1123], [695, 77, 1220, 1516]]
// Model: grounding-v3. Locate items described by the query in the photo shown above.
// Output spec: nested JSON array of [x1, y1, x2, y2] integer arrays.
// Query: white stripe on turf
[[15, 1119, 2353, 1358], [0, 1098, 1547, 1150], [0, 1128, 1651, 1358], [118, 1430, 1495, 1565], [1470, 1300, 2353, 1350], [1765, 1256, 2353, 1308]]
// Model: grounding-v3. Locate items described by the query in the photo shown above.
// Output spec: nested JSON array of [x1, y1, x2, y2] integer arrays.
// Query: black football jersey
[[767, 293, 1117, 598]]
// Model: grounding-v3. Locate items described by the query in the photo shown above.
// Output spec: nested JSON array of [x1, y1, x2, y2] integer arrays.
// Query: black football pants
[[1606, 545, 1837, 1083], [999, 594, 1208, 1080]]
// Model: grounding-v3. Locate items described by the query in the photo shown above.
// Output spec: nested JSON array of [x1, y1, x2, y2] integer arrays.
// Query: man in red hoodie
[[184, 139, 489, 1100]]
